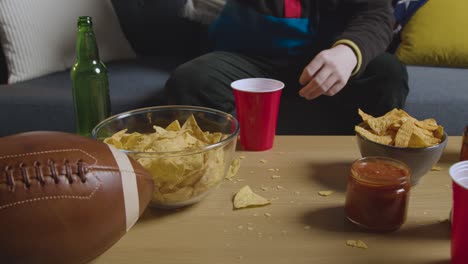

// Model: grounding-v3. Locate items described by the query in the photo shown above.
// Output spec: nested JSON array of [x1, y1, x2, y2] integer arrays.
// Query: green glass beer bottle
[[71, 16, 111, 137]]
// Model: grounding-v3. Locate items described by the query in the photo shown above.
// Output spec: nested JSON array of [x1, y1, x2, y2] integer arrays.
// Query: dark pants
[[165, 51, 409, 135]]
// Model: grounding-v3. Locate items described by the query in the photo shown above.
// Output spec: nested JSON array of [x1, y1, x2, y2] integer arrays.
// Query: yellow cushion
[[396, 0, 468, 67]]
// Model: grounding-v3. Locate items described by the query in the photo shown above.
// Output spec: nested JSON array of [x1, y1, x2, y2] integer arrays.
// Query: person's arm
[[298, 0, 394, 100], [333, 0, 394, 77], [299, 44, 357, 100]]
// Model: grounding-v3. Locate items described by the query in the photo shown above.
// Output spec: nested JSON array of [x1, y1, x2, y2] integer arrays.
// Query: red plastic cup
[[231, 78, 284, 151], [449, 160, 468, 264]]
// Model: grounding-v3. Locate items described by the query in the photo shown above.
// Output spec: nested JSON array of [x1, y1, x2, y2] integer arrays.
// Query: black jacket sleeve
[[334, 0, 394, 76]]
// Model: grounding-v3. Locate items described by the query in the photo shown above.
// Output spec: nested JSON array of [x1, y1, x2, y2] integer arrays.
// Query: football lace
[[3, 159, 89, 190]]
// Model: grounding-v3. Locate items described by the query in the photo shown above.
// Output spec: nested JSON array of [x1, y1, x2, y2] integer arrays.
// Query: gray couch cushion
[[0, 57, 182, 136], [405, 66, 468, 135]]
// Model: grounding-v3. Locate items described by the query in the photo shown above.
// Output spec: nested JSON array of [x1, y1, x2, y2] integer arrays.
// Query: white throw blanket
[[182, 0, 227, 24]]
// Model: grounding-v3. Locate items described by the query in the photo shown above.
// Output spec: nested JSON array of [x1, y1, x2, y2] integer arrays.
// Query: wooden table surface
[[96, 136, 461, 264]]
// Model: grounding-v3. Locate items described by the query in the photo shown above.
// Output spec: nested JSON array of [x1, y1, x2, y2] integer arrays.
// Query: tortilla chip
[[358, 108, 374, 122], [226, 157, 241, 180], [355, 126, 393, 145], [434, 125, 445, 139], [367, 116, 395, 136], [346, 240, 368, 249], [356, 109, 444, 148], [394, 119, 415, 147], [384, 108, 411, 120], [166, 120, 182, 131], [318, 190, 334, 196], [233, 185, 271, 209], [409, 126, 441, 147], [415, 118, 439, 131]]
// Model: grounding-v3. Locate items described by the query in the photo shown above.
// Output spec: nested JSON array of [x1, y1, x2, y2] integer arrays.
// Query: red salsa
[[345, 157, 411, 231]]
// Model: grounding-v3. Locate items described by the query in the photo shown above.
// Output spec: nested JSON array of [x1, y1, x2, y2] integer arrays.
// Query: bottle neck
[[75, 17, 100, 62]]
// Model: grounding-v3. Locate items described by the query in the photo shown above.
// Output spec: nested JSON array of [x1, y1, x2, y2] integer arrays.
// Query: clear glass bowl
[[92, 105, 239, 209]]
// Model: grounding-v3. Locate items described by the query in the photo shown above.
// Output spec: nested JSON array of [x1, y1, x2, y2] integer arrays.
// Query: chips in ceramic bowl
[[355, 108, 448, 185], [92, 105, 239, 208]]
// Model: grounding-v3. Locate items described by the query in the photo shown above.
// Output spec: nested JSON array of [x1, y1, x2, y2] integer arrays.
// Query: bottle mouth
[[77, 16, 93, 27]]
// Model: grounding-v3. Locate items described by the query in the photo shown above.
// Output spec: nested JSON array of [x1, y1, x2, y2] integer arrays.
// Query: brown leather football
[[0, 131, 154, 264]]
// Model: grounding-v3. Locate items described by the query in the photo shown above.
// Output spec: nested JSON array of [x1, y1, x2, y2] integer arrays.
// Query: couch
[[0, 0, 467, 137]]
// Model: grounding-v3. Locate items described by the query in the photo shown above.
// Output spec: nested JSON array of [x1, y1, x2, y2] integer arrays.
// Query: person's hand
[[298, 44, 357, 100]]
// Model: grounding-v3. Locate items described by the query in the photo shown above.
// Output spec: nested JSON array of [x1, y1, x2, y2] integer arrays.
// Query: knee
[[365, 53, 409, 99], [165, 62, 204, 99], [367, 53, 409, 87], [164, 55, 235, 114]]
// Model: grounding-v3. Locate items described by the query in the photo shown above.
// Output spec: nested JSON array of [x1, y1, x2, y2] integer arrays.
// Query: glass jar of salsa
[[345, 156, 411, 231]]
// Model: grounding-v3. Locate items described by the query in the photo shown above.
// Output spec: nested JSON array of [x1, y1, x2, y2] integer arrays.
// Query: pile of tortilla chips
[[104, 115, 232, 206], [355, 108, 445, 148]]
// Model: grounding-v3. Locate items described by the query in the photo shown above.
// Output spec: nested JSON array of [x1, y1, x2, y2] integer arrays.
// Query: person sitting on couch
[[165, 0, 409, 135]]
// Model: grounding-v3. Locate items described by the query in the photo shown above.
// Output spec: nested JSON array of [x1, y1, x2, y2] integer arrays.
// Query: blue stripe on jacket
[[209, 0, 317, 57]]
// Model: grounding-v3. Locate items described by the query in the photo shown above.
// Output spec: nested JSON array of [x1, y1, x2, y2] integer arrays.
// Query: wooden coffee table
[[96, 136, 458, 264]]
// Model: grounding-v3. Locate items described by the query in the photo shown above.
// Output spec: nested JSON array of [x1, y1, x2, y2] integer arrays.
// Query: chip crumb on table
[[346, 240, 368, 249], [271, 175, 281, 179], [431, 166, 442, 171], [318, 190, 334, 196]]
